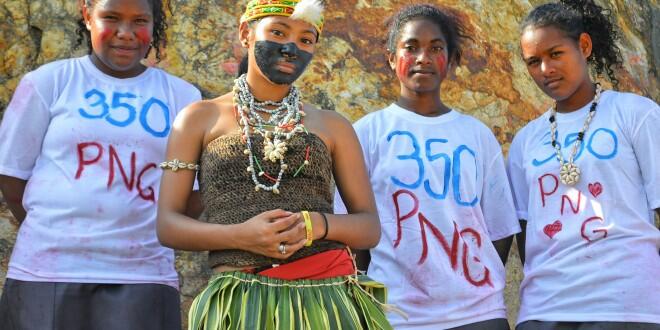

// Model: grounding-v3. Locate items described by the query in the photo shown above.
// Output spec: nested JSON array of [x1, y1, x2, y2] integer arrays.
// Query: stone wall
[[1, 0, 658, 327]]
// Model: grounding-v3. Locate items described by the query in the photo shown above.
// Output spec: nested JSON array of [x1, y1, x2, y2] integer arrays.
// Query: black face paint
[[254, 40, 313, 85]]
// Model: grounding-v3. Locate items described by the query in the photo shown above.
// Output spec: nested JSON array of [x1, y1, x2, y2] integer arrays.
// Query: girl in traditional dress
[[157, 1, 392, 329]]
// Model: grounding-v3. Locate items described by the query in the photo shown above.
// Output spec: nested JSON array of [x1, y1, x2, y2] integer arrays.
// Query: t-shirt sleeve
[[351, 117, 372, 175], [480, 134, 521, 240], [184, 87, 202, 109], [0, 74, 51, 180], [172, 80, 202, 114], [506, 132, 529, 221], [630, 98, 660, 210]]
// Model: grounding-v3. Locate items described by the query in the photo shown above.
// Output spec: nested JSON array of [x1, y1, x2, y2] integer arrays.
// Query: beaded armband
[[159, 159, 200, 172]]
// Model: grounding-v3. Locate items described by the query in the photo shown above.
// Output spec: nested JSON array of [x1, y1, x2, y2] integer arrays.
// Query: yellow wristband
[[302, 211, 313, 247]]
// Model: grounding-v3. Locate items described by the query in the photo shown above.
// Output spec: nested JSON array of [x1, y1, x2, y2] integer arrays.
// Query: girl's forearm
[[0, 175, 27, 223], [310, 212, 381, 249]]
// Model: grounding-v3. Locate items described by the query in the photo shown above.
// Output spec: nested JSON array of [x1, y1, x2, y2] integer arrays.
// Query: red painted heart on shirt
[[588, 182, 603, 198], [543, 220, 562, 239]]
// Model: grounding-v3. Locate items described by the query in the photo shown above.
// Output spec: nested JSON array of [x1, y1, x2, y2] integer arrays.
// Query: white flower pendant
[[560, 163, 581, 186], [263, 139, 288, 162]]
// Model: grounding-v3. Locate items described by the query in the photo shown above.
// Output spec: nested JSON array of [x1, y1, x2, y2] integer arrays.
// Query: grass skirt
[[189, 271, 393, 330]]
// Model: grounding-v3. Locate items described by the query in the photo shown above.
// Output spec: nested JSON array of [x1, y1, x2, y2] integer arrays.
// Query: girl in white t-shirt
[[510, 1, 660, 329], [336, 4, 521, 329], [0, 0, 200, 329]]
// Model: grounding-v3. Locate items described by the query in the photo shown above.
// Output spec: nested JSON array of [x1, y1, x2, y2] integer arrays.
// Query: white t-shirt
[[507, 90, 660, 324], [0, 56, 201, 288], [336, 104, 520, 329]]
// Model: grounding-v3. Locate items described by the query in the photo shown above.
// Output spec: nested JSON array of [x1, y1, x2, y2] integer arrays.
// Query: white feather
[[290, 0, 324, 26]]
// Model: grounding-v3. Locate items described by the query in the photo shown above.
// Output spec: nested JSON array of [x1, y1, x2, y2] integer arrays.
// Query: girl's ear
[[82, 3, 92, 30], [388, 51, 397, 71], [445, 60, 455, 75], [578, 32, 593, 60], [448, 54, 458, 73], [239, 21, 251, 48]]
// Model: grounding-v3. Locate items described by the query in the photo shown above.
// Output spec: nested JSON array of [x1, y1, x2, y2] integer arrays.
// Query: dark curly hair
[[520, 0, 623, 85], [75, 0, 170, 62], [386, 4, 469, 66]]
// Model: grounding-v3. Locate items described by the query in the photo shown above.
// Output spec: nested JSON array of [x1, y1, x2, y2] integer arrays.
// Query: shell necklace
[[233, 74, 306, 194], [549, 84, 602, 186]]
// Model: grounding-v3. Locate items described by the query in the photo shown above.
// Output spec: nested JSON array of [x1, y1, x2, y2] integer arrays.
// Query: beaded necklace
[[232, 74, 308, 194], [549, 84, 602, 186]]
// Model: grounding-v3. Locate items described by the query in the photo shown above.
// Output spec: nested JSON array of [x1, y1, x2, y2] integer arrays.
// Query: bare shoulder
[[303, 105, 353, 135], [302, 104, 354, 152], [304, 104, 351, 126], [175, 97, 220, 128], [173, 93, 237, 145]]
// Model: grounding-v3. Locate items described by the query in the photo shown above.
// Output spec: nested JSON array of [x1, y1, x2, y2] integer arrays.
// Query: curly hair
[[75, 0, 170, 62], [520, 0, 623, 85], [385, 4, 470, 66]]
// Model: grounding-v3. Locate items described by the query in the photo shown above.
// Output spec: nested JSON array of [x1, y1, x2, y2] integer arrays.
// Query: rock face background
[[1, 0, 658, 327]]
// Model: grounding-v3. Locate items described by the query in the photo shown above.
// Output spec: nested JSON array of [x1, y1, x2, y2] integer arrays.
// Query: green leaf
[[328, 284, 360, 329], [302, 286, 326, 329], [189, 276, 224, 330], [264, 285, 277, 330], [320, 287, 341, 330], [244, 281, 263, 329], [220, 277, 239, 325], [352, 287, 392, 330], [228, 278, 243, 329], [203, 288, 221, 330], [292, 286, 304, 329], [276, 286, 293, 330]]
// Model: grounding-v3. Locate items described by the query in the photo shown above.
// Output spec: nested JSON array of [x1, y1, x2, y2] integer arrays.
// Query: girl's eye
[[550, 51, 562, 58], [404, 45, 416, 51], [103, 15, 118, 20], [432, 46, 444, 52], [301, 38, 313, 45], [136, 18, 149, 24], [526, 59, 540, 66], [272, 29, 284, 37]]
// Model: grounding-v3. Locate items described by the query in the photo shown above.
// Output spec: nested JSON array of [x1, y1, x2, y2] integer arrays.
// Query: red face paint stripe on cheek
[[99, 28, 113, 41], [396, 53, 414, 80], [135, 27, 152, 45], [435, 54, 447, 77]]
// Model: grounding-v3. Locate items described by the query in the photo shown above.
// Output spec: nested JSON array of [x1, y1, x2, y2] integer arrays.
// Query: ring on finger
[[278, 243, 286, 255]]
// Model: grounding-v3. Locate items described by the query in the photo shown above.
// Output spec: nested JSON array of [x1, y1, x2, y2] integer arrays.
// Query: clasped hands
[[236, 209, 308, 259]]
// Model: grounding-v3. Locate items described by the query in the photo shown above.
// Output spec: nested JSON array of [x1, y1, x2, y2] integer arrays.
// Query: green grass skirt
[[189, 271, 393, 330]]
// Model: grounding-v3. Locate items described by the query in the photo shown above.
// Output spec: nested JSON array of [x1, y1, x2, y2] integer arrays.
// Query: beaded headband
[[240, 0, 325, 35]]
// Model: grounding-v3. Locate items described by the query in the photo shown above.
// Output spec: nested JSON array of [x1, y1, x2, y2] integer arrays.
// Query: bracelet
[[301, 211, 313, 247], [319, 212, 329, 240], [159, 159, 200, 172]]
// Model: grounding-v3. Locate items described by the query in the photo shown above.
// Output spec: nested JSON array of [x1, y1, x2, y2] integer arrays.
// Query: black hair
[[386, 4, 469, 65], [520, 0, 623, 85], [238, 56, 249, 77], [237, 20, 258, 77], [75, 0, 170, 62]]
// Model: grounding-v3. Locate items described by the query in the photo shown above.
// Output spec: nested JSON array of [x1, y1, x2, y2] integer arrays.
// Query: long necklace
[[233, 74, 306, 194], [549, 84, 602, 186]]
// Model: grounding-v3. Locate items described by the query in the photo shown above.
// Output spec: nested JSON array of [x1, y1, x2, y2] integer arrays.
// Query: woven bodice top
[[199, 132, 345, 268]]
